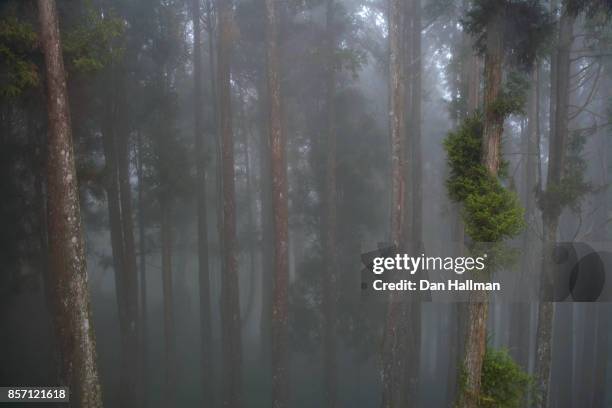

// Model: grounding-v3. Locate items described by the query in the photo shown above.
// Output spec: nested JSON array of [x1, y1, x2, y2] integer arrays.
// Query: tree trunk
[[217, 0, 243, 405], [265, 0, 289, 406], [191, 1, 214, 405], [136, 131, 148, 407], [381, 0, 406, 406], [322, 1, 338, 407], [535, 7, 575, 406], [480, 16, 504, 175], [258, 72, 274, 371], [101, 66, 139, 408], [549, 303, 573, 408], [410, 0, 423, 254], [160, 197, 177, 404], [37, 0, 103, 405], [592, 303, 609, 407], [116, 88, 140, 408], [509, 67, 540, 392], [457, 12, 503, 408]]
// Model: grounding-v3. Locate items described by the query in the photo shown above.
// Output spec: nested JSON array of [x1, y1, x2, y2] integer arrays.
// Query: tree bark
[[136, 131, 148, 408], [101, 65, 138, 408], [322, 1, 338, 407], [217, 0, 243, 405], [410, 0, 423, 254], [38, 0, 103, 405], [457, 11, 503, 408], [535, 6, 575, 406], [191, 0, 214, 405], [549, 303, 573, 408], [265, 0, 290, 406], [381, 0, 406, 406], [160, 197, 177, 404], [116, 87, 140, 408], [592, 303, 609, 407]]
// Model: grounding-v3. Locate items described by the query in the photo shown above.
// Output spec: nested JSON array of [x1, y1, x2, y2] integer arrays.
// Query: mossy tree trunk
[[457, 10, 503, 408]]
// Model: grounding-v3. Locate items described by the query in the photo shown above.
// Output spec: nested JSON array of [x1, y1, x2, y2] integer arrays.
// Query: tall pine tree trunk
[[217, 0, 243, 405], [535, 6, 575, 406], [191, 0, 213, 404], [160, 196, 177, 404], [265, 0, 289, 406], [509, 67, 540, 385], [136, 131, 148, 407], [322, 1, 338, 407], [101, 69, 138, 408], [410, 0, 423, 255], [116, 87, 140, 408], [381, 0, 406, 406], [448, 24, 479, 405], [38, 0, 103, 405], [457, 11, 503, 408]]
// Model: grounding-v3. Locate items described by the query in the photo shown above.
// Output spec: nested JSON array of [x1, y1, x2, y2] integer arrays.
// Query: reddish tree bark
[[217, 0, 243, 405], [265, 0, 290, 406], [38, 0, 103, 406], [191, 0, 213, 404]]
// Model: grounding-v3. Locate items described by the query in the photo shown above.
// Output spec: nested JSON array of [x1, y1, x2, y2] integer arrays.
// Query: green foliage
[[463, 0, 554, 69], [464, 176, 524, 242], [62, 8, 124, 74], [444, 115, 524, 243], [479, 348, 535, 408], [537, 131, 593, 216], [489, 71, 529, 117], [0, 15, 38, 98]]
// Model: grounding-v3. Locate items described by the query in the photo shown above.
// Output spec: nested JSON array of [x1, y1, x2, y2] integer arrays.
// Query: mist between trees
[[1, 0, 612, 407]]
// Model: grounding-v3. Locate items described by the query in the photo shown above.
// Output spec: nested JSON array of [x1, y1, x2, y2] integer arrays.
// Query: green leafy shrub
[[444, 114, 524, 243], [479, 348, 534, 408]]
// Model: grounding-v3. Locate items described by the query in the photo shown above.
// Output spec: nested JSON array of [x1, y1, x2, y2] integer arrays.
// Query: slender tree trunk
[[101, 68, 138, 408], [448, 26, 479, 405], [136, 131, 148, 407], [457, 12, 503, 408], [322, 1, 338, 407], [217, 0, 243, 405], [116, 88, 140, 408], [191, 1, 214, 405], [592, 303, 609, 407], [550, 303, 573, 408], [411, 0, 423, 254], [265, 0, 289, 406], [38, 0, 103, 405], [535, 7, 575, 407], [381, 0, 406, 406], [258, 72, 274, 370], [509, 67, 540, 390], [160, 196, 177, 404]]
